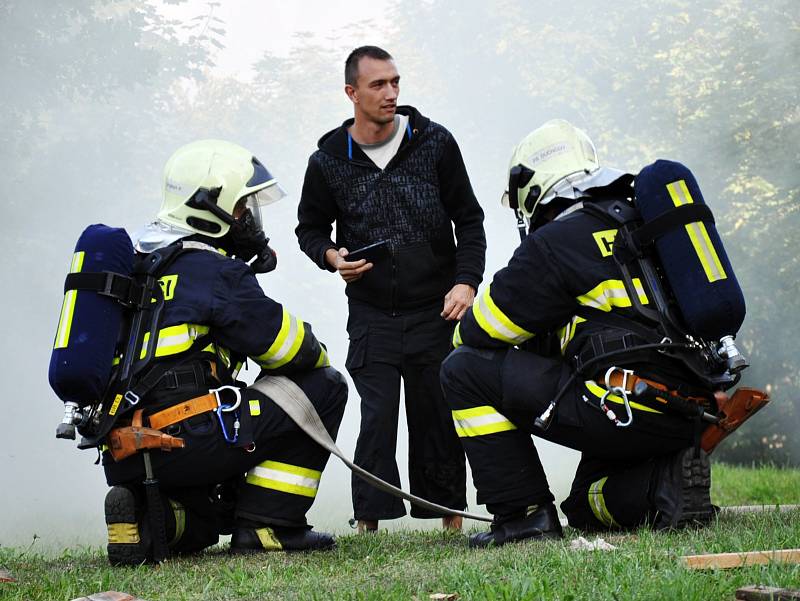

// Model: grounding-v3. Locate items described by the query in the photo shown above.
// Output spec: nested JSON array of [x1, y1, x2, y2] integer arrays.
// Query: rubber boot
[[230, 526, 336, 553], [105, 486, 151, 566], [651, 447, 714, 529], [470, 503, 563, 548]]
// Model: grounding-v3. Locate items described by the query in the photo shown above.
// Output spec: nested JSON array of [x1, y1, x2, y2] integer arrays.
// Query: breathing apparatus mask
[[226, 192, 279, 273]]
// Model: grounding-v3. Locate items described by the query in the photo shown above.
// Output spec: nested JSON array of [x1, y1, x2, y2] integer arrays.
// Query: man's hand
[[325, 247, 373, 283], [441, 283, 475, 321]]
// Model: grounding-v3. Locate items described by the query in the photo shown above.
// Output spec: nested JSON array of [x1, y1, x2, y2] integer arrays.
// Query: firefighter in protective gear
[[441, 120, 715, 548], [103, 140, 347, 565]]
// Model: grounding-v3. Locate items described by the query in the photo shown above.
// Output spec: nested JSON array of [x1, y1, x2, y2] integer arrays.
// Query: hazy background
[[1, 0, 797, 550]]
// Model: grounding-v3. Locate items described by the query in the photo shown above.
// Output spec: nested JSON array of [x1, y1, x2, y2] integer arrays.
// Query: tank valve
[[56, 401, 83, 440], [718, 335, 748, 374]]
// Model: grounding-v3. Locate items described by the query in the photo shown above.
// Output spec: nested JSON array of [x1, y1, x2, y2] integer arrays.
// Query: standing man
[[296, 46, 486, 532]]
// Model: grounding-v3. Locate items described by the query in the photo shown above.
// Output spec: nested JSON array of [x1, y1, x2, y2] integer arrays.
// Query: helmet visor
[[241, 182, 286, 231], [252, 181, 286, 206]]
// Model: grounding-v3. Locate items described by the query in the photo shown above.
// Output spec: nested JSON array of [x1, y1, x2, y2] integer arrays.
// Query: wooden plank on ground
[[736, 585, 800, 601], [721, 505, 800, 515], [70, 592, 148, 601], [681, 549, 800, 570]]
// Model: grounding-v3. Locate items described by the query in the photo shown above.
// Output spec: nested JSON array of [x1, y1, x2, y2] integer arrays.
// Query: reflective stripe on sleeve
[[588, 476, 620, 528], [254, 309, 306, 369], [53, 251, 86, 349], [471, 285, 534, 345], [140, 323, 210, 359], [557, 315, 587, 354], [314, 347, 330, 368], [667, 179, 727, 283], [245, 460, 321, 498], [451, 405, 517, 437], [576, 278, 648, 312]]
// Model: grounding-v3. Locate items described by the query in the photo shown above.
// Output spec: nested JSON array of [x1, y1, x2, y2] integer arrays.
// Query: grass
[[2, 464, 800, 601]]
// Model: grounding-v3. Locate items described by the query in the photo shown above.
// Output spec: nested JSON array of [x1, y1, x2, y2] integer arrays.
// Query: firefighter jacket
[[455, 198, 695, 387], [296, 105, 486, 312], [142, 244, 329, 390]]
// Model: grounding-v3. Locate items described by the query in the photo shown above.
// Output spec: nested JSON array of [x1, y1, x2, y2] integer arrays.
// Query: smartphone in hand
[[346, 240, 390, 263]]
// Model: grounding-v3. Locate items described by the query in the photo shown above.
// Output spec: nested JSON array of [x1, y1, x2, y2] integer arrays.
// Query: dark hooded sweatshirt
[[296, 105, 486, 313]]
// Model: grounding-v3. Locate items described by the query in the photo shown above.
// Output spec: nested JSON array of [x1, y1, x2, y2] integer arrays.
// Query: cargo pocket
[[345, 325, 368, 374]]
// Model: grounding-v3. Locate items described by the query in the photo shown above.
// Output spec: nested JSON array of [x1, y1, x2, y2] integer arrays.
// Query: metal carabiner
[[216, 406, 240, 443], [212, 385, 242, 444], [600, 387, 634, 428], [212, 385, 241, 412]]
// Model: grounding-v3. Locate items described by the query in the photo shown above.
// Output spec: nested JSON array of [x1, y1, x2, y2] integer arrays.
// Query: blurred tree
[[1, 0, 222, 354]]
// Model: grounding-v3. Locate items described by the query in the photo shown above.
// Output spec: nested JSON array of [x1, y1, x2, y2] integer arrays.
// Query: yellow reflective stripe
[[588, 477, 620, 528], [140, 323, 210, 359], [255, 309, 306, 369], [472, 285, 534, 345], [557, 315, 587, 354], [452, 405, 517, 437], [314, 347, 330, 368], [576, 278, 648, 312], [168, 499, 186, 546], [452, 322, 463, 348], [667, 180, 727, 283], [249, 399, 261, 416], [245, 460, 321, 498], [201, 344, 232, 368], [585, 381, 661, 414], [54, 251, 85, 349], [107, 522, 140, 544], [255, 527, 283, 550]]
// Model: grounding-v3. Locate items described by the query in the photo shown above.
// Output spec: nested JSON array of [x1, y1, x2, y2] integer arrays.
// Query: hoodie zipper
[[341, 123, 423, 315]]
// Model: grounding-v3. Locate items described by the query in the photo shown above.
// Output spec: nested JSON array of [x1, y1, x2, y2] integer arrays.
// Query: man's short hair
[[345, 46, 393, 86]]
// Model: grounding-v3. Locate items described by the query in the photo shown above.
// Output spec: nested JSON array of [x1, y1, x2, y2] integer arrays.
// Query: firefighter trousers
[[104, 366, 347, 549], [440, 345, 696, 528]]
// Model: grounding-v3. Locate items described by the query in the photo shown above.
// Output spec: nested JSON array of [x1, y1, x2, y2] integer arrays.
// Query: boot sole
[[105, 487, 147, 566], [675, 449, 713, 528]]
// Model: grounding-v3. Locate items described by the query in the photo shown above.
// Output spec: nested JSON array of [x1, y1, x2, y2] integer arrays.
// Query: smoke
[[2, 0, 796, 549]]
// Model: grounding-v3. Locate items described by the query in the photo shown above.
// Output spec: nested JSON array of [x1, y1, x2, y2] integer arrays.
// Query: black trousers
[[440, 346, 695, 528], [346, 301, 467, 520], [104, 367, 347, 549]]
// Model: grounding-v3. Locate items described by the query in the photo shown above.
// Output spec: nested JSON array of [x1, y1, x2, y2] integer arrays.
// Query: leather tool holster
[[700, 387, 770, 453], [107, 409, 185, 462]]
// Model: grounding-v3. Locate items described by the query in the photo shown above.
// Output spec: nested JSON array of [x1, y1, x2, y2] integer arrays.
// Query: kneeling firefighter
[[441, 119, 768, 547], [49, 140, 347, 564]]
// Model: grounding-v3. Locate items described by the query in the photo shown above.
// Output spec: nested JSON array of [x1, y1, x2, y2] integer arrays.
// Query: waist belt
[[106, 386, 240, 461], [601, 367, 707, 405], [596, 367, 713, 424], [147, 392, 220, 430]]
